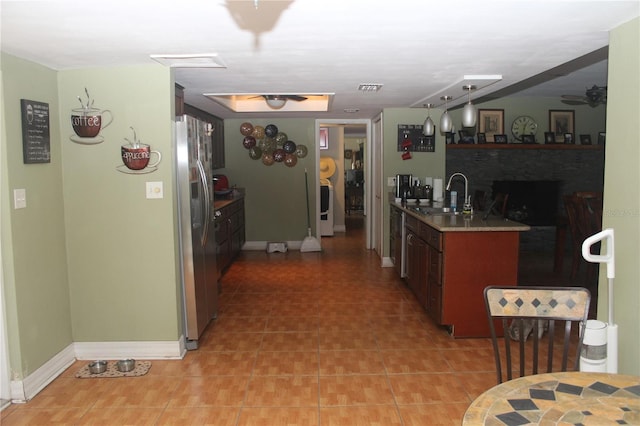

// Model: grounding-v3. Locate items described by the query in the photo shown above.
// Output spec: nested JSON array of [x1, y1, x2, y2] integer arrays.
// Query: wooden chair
[[564, 192, 603, 279], [484, 286, 591, 384]]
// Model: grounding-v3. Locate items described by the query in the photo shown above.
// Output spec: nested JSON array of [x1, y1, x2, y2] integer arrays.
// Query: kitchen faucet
[[446, 172, 472, 213]]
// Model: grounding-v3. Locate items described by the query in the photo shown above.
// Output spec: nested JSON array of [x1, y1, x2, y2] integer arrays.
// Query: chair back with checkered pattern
[[484, 286, 591, 384]]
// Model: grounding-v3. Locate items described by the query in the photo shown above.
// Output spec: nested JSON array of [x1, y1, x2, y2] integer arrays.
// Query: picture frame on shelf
[[564, 133, 574, 144], [445, 132, 455, 144], [544, 131, 556, 144], [522, 134, 536, 144], [458, 130, 474, 144], [478, 109, 504, 143], [477, 133, 487, 144], [494, 134, 508, 144], [549, 110, 575, 143], [598, 132, 606, 145], [579, 134, 592, 145]]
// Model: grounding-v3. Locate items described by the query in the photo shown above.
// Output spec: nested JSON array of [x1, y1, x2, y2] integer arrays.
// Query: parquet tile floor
[[1, 213, 591, 425]]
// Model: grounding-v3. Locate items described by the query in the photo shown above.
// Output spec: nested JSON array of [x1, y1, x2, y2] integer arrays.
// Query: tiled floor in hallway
[[1, 213, 582, 425]]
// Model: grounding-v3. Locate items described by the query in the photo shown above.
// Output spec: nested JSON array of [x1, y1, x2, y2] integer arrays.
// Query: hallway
[[1, 214, 582, 425]]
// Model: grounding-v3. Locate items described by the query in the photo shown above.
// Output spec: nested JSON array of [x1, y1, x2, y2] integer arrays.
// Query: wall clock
[[511, 116, 538, 141]]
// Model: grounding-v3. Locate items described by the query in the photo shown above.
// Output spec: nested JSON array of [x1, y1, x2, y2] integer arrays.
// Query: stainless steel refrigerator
[[176, 115, 218, 350]]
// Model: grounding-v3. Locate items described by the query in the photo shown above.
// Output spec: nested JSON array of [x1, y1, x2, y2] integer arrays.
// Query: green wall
[[221, 118, 317, 242], [58, 65, 181, 342], [1, 53, 72, 379], [601, 17, 639, 375], [381, 108, 447, 257]]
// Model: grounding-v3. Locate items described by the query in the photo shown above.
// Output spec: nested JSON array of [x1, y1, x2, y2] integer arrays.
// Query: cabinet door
[[427, 245, 443, 322], [211, 117, 225, 170], [406, 231, 428, 308]]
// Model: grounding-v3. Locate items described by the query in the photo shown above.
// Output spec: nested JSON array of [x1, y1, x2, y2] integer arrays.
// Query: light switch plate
[[14, 188, 26, 209], [146, 181, 163, 199]]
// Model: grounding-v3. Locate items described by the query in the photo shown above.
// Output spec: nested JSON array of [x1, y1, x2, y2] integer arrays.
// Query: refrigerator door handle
[[197, 159, 210, 248]]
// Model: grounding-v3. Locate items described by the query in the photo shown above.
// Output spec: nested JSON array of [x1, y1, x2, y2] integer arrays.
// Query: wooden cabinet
[[426, 229, 443, 323], [210, 115, 225, 170], [175, 84, 184, 116], [401, 210, 521, 337], [215, 199, 245, 277], [184, 104, 225, 170], [404, 215, 440, 317], [439, 230, 519, 337], [390, 206, 404, 277], [406, 229, 428, 308]]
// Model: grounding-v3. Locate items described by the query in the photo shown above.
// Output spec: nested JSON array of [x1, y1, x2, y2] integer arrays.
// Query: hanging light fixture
[[440, 95, 452, 133], [462, 85, 477, 127], [422, 103, 435, 136], [264, 95, 287, 109]]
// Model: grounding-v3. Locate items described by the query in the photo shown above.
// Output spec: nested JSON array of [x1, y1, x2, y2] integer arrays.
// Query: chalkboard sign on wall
[[21, 99, 51, 163], [397, 124, 435, 153]]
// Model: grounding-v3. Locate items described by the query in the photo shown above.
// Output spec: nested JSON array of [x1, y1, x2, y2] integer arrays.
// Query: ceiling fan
[[561, 85, 607, 107], [252, 94, 308, 109]]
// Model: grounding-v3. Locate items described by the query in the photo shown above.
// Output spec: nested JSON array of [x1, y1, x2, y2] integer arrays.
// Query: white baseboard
[[10, 344, 75, 403], [10, 338, 186, 403], [334, 225, 346, 233], [381, 257, 394, 268], [74, 339, 185, 361], [242, 240, 304, 251]]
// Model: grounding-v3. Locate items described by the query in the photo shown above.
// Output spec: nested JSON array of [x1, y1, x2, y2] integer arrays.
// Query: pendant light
[[422, 103, 435, 136], [462, 85, 477, 127], [440, 95, 452, 133]]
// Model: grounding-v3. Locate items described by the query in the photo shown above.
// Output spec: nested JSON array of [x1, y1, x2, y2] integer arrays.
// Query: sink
[[412, 206, 460, 216]]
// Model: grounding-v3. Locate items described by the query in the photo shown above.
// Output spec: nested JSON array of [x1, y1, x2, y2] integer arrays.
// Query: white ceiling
[[1, 0, 638, 119]]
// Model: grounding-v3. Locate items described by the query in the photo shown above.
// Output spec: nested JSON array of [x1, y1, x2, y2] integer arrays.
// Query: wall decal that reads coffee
[[70, 88, 112, 145], [21, 99, 51, 164], [117, 127, 161, 175]]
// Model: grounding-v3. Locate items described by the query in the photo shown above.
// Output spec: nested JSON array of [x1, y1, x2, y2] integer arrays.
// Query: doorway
[[315, 119, 372, 250]]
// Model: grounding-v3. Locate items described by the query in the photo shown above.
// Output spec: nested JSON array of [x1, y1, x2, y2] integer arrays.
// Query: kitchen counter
[[391, 200, 531, 232], [213, 189, 244, 210]]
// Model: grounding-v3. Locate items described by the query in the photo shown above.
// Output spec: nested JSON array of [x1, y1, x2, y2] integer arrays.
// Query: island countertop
[[391, 201, 531, 232]]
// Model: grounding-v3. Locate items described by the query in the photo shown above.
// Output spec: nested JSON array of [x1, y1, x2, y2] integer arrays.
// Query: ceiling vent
[[358, 83, 383, 92]]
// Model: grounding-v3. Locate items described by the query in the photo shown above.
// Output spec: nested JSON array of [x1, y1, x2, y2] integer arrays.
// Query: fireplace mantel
[[447, 144, 604, 151]]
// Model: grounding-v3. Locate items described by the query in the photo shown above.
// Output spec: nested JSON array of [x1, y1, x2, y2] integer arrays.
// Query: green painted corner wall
[[601, 16, 640, 375], [1, 53, 72, 378], [381, 108, 448, 257], [58, 65, 181, 342], [221, 118, 317, 242]]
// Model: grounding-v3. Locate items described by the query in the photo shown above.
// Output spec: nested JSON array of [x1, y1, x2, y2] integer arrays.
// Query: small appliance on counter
[[213, 174, 233, 197], [395, 174, 413, 199]]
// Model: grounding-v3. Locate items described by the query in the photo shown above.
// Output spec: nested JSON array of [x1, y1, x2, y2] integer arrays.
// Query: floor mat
[[75, 360, 151, 378]]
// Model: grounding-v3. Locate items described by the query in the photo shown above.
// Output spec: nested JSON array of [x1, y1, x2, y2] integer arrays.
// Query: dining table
[[462, 371, 640, 425]]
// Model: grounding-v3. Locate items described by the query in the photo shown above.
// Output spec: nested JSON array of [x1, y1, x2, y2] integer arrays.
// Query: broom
[[300, 168, 321, 252]]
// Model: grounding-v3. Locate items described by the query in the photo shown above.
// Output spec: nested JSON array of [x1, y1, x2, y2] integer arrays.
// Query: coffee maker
[[395, 174, 413, 199]]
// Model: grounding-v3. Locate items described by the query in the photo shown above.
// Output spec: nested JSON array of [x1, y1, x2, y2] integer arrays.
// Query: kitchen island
[[390, 201, 530, 338]]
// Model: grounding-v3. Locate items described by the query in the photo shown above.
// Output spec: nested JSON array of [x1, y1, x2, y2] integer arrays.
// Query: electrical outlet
[[387, 177, 396, 187], [146, 181, 163, 199]]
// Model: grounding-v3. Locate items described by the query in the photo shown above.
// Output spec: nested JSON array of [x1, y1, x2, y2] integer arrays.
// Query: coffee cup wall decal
[[69, 88, 113, 144], [117, 127, 161, 174]]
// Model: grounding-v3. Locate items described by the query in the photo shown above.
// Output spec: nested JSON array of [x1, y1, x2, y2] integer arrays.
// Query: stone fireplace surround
[[446, 145, 605, 252]]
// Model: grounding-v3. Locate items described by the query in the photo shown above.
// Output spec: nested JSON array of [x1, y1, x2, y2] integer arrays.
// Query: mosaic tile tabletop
[[463, 372, 640, 425]]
